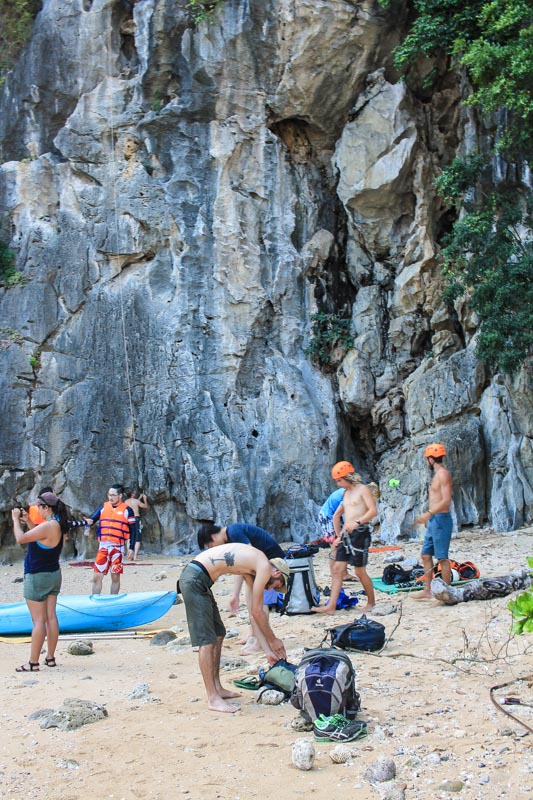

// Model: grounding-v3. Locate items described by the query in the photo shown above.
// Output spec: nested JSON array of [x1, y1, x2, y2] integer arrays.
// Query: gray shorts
[[24, 570, 62, 602], [179, 561, 226, 647]]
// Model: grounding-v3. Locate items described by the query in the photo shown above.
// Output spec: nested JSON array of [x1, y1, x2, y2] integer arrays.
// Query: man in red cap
[[414, 443, 453, 599]]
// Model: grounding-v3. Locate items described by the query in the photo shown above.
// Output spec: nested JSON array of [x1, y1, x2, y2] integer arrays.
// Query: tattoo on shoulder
[[209, 551, 235, 567]]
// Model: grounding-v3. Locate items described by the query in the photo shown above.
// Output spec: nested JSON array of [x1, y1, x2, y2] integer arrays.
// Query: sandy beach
[[1, 525, 532, 800]]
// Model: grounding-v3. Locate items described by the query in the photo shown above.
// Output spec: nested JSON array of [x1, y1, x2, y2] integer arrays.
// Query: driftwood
[[431, 569, 532, 605]]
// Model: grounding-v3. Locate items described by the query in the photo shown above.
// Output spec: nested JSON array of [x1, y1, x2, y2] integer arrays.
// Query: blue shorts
[[421, 513, 453, 560]]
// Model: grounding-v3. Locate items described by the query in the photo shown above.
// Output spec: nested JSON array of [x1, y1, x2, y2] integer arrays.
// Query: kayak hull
[[0, 591, 177, 634]]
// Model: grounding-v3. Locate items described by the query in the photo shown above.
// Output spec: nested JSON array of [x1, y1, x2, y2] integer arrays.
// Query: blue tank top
[[24, 535, 63, 574]]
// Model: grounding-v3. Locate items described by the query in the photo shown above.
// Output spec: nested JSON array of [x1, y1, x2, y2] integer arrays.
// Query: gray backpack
[[291, 646, 361, 722], [279, 546, 320, 615]]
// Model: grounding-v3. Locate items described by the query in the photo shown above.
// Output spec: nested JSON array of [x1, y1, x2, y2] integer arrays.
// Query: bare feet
[[359, 604, 375, 613], [413, 591, 433, 600], [208, 696, 241, 713], [219, 688, 242, 700], [241, 637, 262, 656], [312, 604, 336, 615], [236, 634, 252, 646]]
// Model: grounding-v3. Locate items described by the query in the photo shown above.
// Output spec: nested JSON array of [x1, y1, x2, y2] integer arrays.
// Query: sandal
[[16, 662, 40, 672], [44, 657, 57, 667], [233, 676, 262, 690]]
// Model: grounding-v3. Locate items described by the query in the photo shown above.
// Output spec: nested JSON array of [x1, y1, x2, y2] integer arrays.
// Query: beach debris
[[166, 636, 192, 653], [57, 759, 80, 770], [256, 688, 284, 705], [150, 630, 177, 646], [128, 683, 150, 700], [13, 576, 23, 583], [291, 716, 313, 732], [378, 781, 407, 800], [152, 570, 168, 581], [128, 683, 161, 703], [437, 780, 464, 792], [221, 656, 249, 671], [38, 698, 107, 731], [225, 628, 241, 638], [371, 603, 397, 617], [383, 552, 405, 564], [292, 738, 315, 771], [329, 744, 352, 763], [67, 641, 93, 656], [364, 757, 397, 783]]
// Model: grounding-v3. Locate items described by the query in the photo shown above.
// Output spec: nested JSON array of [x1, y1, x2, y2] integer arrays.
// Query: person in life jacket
[[84, 484, 135, 594]]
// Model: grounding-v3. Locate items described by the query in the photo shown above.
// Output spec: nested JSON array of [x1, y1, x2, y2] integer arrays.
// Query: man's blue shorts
[[421, 513, 453, 560]]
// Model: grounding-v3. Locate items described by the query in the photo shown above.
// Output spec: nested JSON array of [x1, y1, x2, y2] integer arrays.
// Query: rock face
[[0, 0, 531, 555]]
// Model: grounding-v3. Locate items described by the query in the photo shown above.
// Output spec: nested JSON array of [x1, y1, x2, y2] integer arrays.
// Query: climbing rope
[[107, 42, 142, 487]]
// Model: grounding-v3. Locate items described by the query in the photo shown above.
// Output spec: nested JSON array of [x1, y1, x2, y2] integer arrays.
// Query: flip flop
[[233, 676, 262, 690]]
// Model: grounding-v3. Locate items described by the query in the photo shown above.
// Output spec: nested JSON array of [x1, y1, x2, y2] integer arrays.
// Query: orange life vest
[[97, 501, 132, 545]]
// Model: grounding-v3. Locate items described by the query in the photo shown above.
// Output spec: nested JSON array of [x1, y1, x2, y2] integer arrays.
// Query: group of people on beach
[[11, 444, 454, 715]]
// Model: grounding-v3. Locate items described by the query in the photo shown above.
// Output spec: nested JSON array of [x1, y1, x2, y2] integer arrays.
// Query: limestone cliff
[[0, 0, 531, 558]]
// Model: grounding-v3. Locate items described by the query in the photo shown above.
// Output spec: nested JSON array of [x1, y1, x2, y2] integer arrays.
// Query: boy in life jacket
[[84, 484, 135, 594]]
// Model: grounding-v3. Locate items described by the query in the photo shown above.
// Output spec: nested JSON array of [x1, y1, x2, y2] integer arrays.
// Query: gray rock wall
[[0, 0, 531, 557]]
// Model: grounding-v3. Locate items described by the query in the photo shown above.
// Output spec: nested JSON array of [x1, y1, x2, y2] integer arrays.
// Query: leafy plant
[[508, 558, 533, 633], [305, 312, 354, 369], [29, 348, 40, 370], [0, 325, 23, 344], [0, 0, 42, 77], [0, 240, 25, 287], [387, 0, 533, 161], [187, 0, 223, 23], [437, 158, 533, 374]]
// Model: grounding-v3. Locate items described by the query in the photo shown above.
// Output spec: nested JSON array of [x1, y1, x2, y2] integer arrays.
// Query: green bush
[[305, 312, 354, 369], [437, 159, 533, 374], [508, 558, 533, 634], [0, 0, 42, 77], [0, 240, 25, 287], [187, 0, 223, 23]]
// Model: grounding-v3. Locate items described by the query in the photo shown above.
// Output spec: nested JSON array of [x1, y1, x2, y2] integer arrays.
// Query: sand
[[1, 525, 532, 800]]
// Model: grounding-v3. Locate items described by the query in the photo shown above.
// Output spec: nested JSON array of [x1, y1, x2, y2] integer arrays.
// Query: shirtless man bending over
[[313, 461, 378, 615], [179, 543, 289, 713], [414, 443, 453, 600]]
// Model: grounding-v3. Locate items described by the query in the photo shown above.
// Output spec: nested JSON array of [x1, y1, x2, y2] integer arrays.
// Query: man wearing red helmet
[[414, 443, 453, 599], [314, 461, 378, 615]]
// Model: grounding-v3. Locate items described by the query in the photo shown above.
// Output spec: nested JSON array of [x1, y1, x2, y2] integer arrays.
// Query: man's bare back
[[195, 543, 271, 583]]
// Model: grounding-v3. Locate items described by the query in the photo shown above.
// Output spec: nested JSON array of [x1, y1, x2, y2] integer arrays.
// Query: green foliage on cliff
[[305, 313, 354, 370], [0, 0, 42, 76], [187, 0, 223, 23], [437, 159, 533, 374], [0, 240, 25, 287], [391, 0, 533, 159], [384, 0, 533, 373]]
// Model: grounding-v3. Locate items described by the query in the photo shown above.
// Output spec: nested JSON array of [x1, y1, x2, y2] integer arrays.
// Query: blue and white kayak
[[0, 591, 177, 635]]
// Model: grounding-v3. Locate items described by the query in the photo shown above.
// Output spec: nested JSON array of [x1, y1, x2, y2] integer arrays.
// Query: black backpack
[[327, 615, 386, 652], [291, 646, 361, 722], [382, 563, 424, 585]]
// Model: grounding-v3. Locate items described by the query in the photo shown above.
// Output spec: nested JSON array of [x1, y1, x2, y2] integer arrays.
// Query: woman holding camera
[[12, 491, 70, 671]]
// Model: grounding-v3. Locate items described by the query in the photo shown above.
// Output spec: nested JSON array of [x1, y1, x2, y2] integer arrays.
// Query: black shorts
[[335, 526, 371, 568]]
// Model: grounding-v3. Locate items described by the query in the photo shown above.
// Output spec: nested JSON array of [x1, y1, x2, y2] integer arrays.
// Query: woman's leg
[[44, 594, 59, 662], [26, 598, 47, 666]]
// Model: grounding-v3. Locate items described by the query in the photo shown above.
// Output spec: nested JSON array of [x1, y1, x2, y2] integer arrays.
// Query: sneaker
[[314, 719, 368, 743], [313, 713, 349, 733]]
